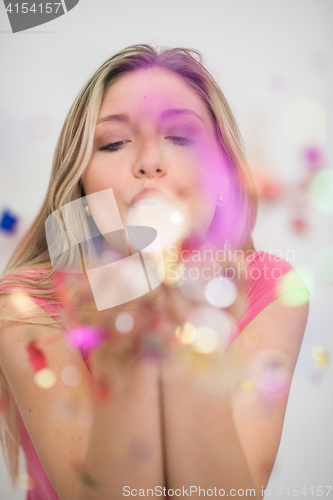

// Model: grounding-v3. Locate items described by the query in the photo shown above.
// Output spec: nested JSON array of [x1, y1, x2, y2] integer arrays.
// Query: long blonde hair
[[0, 43, 258, 486]]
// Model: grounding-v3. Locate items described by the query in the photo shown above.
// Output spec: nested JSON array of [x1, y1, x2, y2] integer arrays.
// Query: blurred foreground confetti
[[0, 208, 18, 234]]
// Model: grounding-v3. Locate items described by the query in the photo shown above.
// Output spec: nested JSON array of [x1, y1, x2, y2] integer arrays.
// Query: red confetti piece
[[26, 340, 47, 372], [92, 378, 112, 405]]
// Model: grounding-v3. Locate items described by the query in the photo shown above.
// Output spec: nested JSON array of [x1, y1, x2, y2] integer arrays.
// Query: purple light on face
[[191, 140, 242, 249], [66, 325, 108, 353], [258, 365, 291, 400]]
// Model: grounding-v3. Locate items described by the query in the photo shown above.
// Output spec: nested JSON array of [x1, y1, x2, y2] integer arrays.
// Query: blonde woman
[[0, 44, 309, 500]]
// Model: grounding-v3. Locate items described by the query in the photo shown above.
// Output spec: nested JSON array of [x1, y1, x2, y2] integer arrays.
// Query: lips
[[129, 188, 168, 207]]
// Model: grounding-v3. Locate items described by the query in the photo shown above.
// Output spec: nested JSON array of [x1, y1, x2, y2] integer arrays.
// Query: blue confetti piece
[[0, 209, 18, 233]]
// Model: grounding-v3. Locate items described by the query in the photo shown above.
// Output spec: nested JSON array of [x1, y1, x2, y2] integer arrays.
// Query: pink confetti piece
[[66, 325, 108, 353]]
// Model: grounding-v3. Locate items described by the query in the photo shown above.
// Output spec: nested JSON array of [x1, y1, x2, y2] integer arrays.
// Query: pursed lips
[[129, 187, 168, 207]]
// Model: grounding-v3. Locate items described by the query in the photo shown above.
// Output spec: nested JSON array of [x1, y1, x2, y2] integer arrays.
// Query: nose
[[132, 137, 166, 179]]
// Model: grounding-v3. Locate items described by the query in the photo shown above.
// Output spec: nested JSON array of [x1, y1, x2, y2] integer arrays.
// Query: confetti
[[66, 325, 108, 353], [26, 340, 47, 372], [80, 472, 99, 488], [312, 346, 329, 370], [303, 146, 324, 173], [92, 378, 113, 405], [73, 461, 99, 489], [0, 209, 18, 233]]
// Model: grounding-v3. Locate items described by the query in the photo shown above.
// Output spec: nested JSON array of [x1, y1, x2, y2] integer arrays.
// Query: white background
[[0, 1, 332, 498]]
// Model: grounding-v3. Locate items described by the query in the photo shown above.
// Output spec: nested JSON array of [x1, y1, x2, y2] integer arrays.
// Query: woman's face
[[83, 67, 227, 241]]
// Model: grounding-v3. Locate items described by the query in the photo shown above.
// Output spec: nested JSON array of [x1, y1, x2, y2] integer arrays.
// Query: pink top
[[1, 252, 309, 499]]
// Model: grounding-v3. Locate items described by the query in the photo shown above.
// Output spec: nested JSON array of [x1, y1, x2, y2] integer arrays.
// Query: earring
[[84, 203, 91, 216], [217, 191, 228, 207]]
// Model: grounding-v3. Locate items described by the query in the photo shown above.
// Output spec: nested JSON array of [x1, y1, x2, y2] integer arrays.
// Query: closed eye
[[166, 136, 191, 146], [99, 140, 130, 152]]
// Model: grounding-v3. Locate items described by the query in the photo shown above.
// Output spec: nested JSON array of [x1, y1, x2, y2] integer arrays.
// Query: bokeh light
[[204, 276, 237, 308], [186, 306, 233, 350], [176, 322, 197, 345], [276, 270, 310, 306], [34, 368, 57, 389], [61, 366, 82, 387], [10, 291, 34, 312], [308, 168, 333, 214], [193, 326, 219, 354], [258, 365, 291, 400], [115, 312, 134, 334]]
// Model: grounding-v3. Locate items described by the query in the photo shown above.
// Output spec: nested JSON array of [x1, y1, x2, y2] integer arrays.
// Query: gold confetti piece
[[312, 346, 329, 369]]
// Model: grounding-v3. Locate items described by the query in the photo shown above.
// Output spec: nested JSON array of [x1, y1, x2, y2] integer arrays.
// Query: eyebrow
[[97, 108, 204, 125]]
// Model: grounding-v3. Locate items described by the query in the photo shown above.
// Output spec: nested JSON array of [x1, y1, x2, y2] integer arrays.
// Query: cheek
[[83, 158, 124, 197]]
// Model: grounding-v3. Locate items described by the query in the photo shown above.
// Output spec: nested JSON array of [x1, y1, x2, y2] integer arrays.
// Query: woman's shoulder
[[230, 250, 310, 340], [0, 266, 64, 326], [244, 250, 308, 292]]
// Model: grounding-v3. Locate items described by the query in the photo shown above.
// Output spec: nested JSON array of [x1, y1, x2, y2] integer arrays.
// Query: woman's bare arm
[[0, 294, 164, 500], [160, 289, 309, 498], [74, 343, 164, 500]]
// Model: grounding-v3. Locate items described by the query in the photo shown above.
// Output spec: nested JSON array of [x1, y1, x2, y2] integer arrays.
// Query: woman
[[0, 44, 309, 499]]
